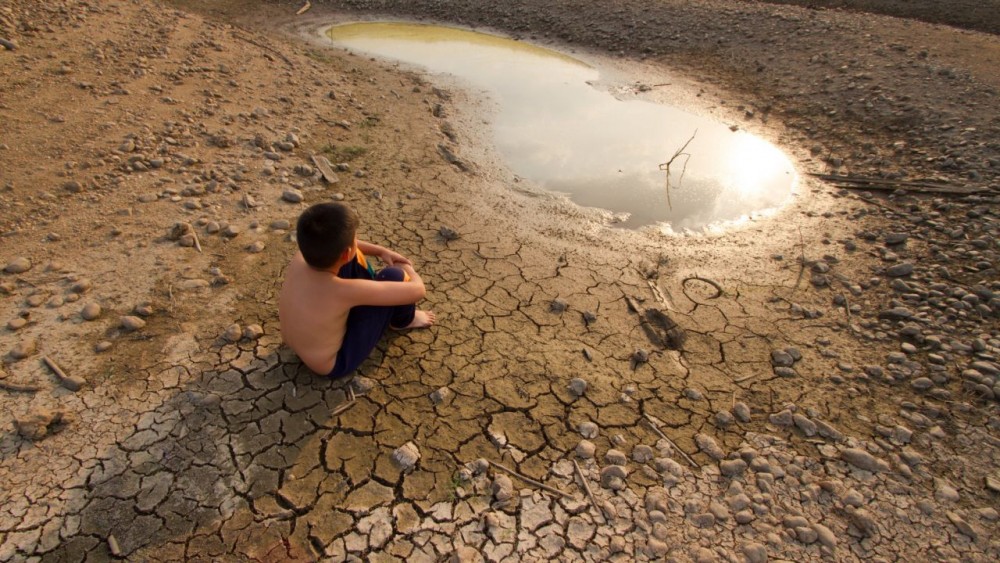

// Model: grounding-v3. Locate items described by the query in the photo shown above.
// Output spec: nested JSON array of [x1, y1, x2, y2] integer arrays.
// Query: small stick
[[573, 459, 605, 524], [0, 379, 41, 393], [347, 385, 355, 402], [643, 414, 700, 469], [295, 1, 312, 15], [191, 229, 202, 253], [331, 400, 355, 416], [42, 356, 85, 391], [488, 460, 576, 500], [734, 373, 756, 384], [231, 32, 294, 68], [681, 276, 723, 300]]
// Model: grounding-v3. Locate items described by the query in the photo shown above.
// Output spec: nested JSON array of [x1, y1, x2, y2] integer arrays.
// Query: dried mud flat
[[0, 0, 998, 561]]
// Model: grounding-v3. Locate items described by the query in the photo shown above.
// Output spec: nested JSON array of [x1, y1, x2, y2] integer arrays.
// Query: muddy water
[[327, 22, 797, 232]]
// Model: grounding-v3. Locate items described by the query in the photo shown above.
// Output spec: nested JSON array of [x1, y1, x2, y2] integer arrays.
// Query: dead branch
[[331, 400, 356, 416], [231, 31, 294, 69], [573, 459, 606, 524], [488, 460, 576, 500], [42, 356, 85, 391], [681, 276, 723, 301], [643, 414, 700, 469], [296, 1, 312, 15], [658, 130, 697, 210]]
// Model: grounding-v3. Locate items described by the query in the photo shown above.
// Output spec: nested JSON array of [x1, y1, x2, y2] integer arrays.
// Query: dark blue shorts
[[327, 258, 415, 378]]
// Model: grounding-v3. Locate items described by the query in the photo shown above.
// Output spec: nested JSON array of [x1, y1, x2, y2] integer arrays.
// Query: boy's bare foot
[[399, 310, 436, 329]]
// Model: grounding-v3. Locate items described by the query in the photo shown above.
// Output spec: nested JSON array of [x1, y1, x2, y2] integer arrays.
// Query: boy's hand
[[380, 249, 411, 266]]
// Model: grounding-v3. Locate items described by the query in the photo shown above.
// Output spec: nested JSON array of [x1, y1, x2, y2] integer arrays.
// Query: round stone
[[568, 377, 587, 397], [243, 324, 264, 340], [578, 421, 599, 439], [282, 188, 304, 203], [4, 257, 32, 274], [120, 316, 146, 331], [222, 323, 241, 343], [81, 303, 102, 321], [576, 440, 596, 459]]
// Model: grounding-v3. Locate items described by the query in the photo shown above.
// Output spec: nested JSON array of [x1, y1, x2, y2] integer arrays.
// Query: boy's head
[[296, 202, 359, 269]]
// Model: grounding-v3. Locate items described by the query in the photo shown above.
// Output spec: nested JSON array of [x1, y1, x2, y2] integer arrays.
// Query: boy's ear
[[339, 246, 353, 261]]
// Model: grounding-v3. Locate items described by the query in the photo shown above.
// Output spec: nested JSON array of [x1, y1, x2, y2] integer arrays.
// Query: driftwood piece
[[643, 414, 700, 469], [488, 460, 576, 500], [42, 356, 86, 391], [810, 173, 985, 195], [573, 459, 606, 524], [311, 154, 340, 184], [296, 1, 312, 15]]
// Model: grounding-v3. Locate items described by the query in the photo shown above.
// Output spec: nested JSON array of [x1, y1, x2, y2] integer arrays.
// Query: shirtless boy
[[279, 203, 435, 377]]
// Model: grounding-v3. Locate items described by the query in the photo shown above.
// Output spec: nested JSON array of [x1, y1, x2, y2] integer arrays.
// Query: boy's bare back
[[279, 252, 353, 375]]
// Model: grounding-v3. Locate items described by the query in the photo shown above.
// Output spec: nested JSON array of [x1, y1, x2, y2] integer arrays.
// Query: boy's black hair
[[296, 203, 359, 269]]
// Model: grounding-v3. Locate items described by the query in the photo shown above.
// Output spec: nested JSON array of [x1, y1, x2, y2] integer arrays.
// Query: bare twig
[[681, 276, 723, 301], [573, 459, 606, 524], [330, 400, 356, 416], [296, 1, 312, 15], [643, 414, 700, 469], [488, 460, 576, 500], [0, 377, 41, 393], [658, 130, 697, 210], [191, 229, 202, 253], [733, 373, 756, 384], [231, 32, 294, 68], [347, 384, 355, 403], [42, 356, 85, 391]]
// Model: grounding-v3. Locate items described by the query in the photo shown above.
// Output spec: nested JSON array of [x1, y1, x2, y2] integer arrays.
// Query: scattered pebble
[[120, 316, 146, 331]]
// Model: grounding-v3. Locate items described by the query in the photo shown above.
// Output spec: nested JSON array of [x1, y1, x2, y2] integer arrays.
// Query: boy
[[279, 203, 435, 377]]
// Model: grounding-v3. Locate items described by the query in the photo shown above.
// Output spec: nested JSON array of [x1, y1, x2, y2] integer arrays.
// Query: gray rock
[[4, 257, 32, 274], [568, 377, 587, 397], [491, 474, 514, 501], [429, 387, 452, 405], [550, 298, 569, 313], [695, 433, 725, 460], [632, 444, 655, 463], [10, 338, 37, 360], [600, 465, 628, 490], [793, 414, 818, 437], [884, 233, 909, 245], [841, 448, 889, 472], [576, 440, 596, 459], [578, 421, 598, 439], [605, 449, 628, 466], [813, 523, 837, 549], [81, 303, 102, 321], [281, 189, 303, 203], [720, 459, 748, 477], [392, 442, 421, 470], [243, 324, 264, 340], [352, 376, 375, 395], [886, 263, 915, 277], [120, 316, 146, 331], [222, 324, 241, 343], [733, 402, 752, 422], [246, 241, 265, 253], [771, 350, 794, 367]]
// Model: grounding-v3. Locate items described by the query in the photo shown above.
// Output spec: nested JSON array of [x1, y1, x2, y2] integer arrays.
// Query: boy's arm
[[342, 270, 426, 307], [357, 240, 411, 266]]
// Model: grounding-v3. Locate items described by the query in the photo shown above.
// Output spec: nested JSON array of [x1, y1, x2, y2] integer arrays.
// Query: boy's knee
[[376, 267, 405, 282]]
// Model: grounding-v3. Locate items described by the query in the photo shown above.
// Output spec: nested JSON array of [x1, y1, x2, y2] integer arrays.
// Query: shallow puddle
[[327, 22, 797, 232]]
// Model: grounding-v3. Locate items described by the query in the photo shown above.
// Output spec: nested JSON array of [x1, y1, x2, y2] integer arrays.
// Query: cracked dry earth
[[1, 0, 999, 562]]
